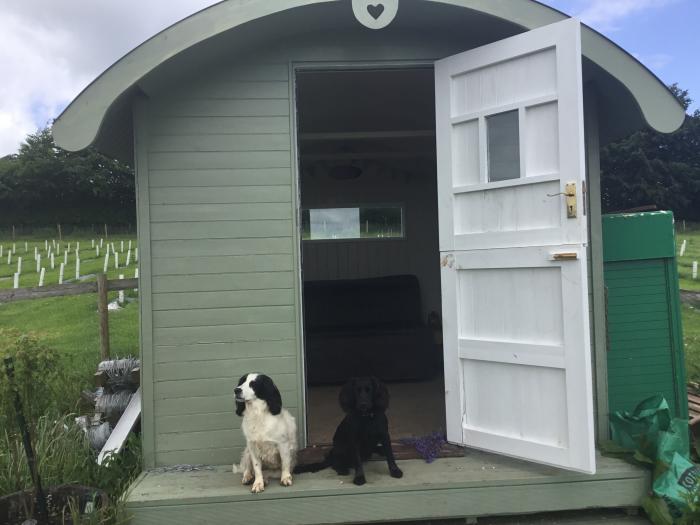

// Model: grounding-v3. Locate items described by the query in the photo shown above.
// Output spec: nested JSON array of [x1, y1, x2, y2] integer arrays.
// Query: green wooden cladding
[[603, 211, 688, 420], [136, 62, 302, 467]]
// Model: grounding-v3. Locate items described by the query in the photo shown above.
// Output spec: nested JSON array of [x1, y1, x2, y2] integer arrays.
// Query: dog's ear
[[371, 376, 389, 412], [257, 375, 282, 415], [235, 374, 247, 417], [339, 378, 356, 413]]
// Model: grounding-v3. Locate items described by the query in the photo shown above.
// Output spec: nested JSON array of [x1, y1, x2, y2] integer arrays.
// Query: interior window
[[301, 206, 404, 240], [487, 110, 520, 182]]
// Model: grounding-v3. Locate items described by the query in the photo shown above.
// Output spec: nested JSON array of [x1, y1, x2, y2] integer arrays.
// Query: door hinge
[[440, 253, 455, 269]]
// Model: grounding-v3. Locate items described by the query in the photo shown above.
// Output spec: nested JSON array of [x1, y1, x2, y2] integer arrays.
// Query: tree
[[0, 127, 135, 227], [600, 84, 700, 220]]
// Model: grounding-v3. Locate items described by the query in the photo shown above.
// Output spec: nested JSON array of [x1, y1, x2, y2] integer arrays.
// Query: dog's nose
[[234, 387, 242, 395]]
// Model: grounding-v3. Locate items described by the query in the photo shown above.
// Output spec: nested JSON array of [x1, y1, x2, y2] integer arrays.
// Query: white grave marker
[[134, 268, 139, 291], [76, 242, 80, 252], [59, 263, 65, 284], [17, 257, 22, 274], [120, 240, 124, 252], [103, 254, 109, 273], [128, 240, 132, 250], [118, 274, 125, 304], [114, 252, 120, 269], [126, 249, 131, 267], [91, 239, 95, 248], [12, 243, 16, 254], [34, 246, 38, 260], [680, 240, 687, 257], [68, 242, 71, 252], [64, 251, 68, 265], [44, 240, 48, 250], [96, 246, 100, 258], [76, 258, 81, 280], [694, 261, 698, 280], [50, 253, 55, 269], [135, 248, 138, 262], [0, 246, 3, 258], [100, 238, 104, 248], [7, 251, 11, 265], [13, 273, 19, 289], [36, 254, 41, 273], [39, 268, 45, 287]]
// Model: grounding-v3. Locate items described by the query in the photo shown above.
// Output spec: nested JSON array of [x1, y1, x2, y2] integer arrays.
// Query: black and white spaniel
[[232, 373, 297, 493]]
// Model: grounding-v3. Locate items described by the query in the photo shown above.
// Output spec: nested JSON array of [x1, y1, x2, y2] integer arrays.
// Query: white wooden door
[[435, 19, 595, 473]]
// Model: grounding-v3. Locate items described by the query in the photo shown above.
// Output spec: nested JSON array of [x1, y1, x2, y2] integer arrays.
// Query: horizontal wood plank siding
[[145, 62, 298, 466], [149, 168, 292, 187], [151, 254, 293, 275], [150, 116, 290, 135], [149, 134, 291, 152], [150, 186, 292, 205], [154, 340, 296, 363]]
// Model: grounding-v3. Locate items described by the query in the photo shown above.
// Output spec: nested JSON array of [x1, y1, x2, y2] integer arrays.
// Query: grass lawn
[[676, 222, 700, 292], [0, 293, 140, 400], [684, 302, 700, 383]]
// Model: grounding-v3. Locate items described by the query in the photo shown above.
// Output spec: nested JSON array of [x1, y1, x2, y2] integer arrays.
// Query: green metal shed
[[603, 211, 688, 420], [51, 1, 687, 523]]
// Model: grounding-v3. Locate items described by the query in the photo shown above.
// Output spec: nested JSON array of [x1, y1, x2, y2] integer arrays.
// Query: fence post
[[97, 273, 110, 360]]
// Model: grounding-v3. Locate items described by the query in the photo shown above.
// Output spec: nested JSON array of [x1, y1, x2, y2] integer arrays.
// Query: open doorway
[[295, 67, 446, 445]]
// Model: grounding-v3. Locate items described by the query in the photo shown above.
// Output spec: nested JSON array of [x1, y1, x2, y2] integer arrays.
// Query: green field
[[676, 222, 700, 292]]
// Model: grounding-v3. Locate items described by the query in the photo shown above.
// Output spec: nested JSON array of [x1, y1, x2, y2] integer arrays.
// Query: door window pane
[[487, 110, 520, 182]]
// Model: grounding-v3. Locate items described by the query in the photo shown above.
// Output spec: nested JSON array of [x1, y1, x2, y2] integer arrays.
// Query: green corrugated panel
[[602, 212, 688, 421]]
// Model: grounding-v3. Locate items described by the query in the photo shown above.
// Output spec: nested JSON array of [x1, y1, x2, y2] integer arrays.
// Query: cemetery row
[[0, 238, 138, 289]]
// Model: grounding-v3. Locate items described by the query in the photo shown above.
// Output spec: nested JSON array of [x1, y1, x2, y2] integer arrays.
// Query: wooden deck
[[126, 451, 649, 524]]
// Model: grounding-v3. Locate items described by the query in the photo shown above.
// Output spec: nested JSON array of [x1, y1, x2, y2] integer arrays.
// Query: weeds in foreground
[[0, 415, 141, 523]]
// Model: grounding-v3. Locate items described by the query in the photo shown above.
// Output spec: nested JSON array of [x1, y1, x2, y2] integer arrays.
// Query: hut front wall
[[135, 8, 606, 466]]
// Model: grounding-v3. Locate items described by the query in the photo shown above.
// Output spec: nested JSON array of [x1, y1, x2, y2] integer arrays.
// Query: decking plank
[[127, 452, 648, 525]]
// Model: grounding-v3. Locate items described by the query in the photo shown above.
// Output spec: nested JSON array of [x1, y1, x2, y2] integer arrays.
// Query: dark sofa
[[303, 274, 436, 385]]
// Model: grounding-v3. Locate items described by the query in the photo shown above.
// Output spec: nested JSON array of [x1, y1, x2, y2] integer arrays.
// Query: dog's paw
[[251, 479, 265, 493], [390, 466, 403, 479], [241, 472, 254, 485], [280, 474, 293, 487], [353, 474, 366, 486]]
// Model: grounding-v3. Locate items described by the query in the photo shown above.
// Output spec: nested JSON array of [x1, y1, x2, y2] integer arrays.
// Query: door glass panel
[[487, 110, 520, 182]]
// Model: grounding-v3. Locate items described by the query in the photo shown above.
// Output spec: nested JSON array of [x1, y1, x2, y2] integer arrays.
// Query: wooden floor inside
[[126, 451, 649, 525]]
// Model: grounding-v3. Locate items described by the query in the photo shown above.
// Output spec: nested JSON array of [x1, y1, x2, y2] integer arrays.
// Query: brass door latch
[[547, 182, 577, 218]]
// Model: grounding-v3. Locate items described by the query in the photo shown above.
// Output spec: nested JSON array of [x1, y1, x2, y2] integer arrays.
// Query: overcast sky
[[0, 0, 697, 156]]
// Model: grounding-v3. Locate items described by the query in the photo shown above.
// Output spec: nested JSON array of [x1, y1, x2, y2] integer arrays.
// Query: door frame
[[290, 60, 436, 447], [288, 60, 608, 452]]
